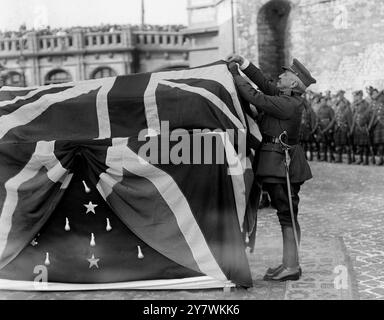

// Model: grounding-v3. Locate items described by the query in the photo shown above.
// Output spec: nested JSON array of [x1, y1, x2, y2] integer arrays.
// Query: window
[[92, 67, 117, 79], [45, 69, 72, 85], [4, 71, 24, 86]]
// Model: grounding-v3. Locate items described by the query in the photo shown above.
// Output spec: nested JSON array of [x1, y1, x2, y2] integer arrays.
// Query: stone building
[[2, 0, 384, 97], [0, 27, 189, 87], [186, 0, 384, 96]]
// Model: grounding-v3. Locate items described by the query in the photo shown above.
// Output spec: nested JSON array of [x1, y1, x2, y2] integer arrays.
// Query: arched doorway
[[45, 69, 72, 85], [257, 0, 291, 82], [91, 67, 117, 79]]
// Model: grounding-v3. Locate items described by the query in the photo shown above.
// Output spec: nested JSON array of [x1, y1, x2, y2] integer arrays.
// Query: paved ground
[[0, 161, 383, 300]]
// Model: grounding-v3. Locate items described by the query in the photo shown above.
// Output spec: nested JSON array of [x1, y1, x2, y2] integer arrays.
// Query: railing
[[0, 29, 189, 56], [83, 31, 123, 48], [0, 38, 29, 53], [38, 35, 74, 51], [133, 31, 189, 48]]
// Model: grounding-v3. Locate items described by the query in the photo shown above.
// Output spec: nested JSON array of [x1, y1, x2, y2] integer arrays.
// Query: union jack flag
[[0, 61, 261, 290]]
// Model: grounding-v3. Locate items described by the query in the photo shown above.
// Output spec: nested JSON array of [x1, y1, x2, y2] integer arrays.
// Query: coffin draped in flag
[[0, 61, 261, 291]]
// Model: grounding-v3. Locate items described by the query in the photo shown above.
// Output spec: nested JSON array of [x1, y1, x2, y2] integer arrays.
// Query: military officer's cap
[[282, 58, 316, 87]]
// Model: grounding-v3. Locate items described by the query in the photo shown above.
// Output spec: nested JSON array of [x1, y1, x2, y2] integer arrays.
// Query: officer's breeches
[[263, 182, 301, 229]]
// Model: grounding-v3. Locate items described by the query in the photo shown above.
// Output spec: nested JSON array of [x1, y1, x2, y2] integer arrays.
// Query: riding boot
[[282, 226, 300, 268], [268, 226, 301, 281]]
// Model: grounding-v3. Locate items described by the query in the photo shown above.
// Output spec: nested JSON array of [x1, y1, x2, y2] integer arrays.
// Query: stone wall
[[236, 0, 384, 97]]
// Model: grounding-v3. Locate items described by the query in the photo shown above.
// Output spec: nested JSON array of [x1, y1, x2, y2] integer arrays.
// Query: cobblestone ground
[[0, 162, 383, 300], [298, 161, 384, 300]]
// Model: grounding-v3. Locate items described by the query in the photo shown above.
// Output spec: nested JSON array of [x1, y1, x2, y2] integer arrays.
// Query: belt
[[263, 135, 280, 144], [262, 134, 298, 145]]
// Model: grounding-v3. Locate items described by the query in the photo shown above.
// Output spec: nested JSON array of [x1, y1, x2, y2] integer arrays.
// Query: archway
[[45, 69, 72, 85], [91, 67, 117, 79], [257, 0, 291, 82]]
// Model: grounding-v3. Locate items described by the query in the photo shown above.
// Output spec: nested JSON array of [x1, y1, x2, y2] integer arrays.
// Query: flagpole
[[141, 0, 145, 29], [230, 0, 236, 54]]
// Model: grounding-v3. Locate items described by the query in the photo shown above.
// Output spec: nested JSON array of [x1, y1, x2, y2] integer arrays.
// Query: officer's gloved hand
[[226, 54, 245, 65], [228, 62, 240, 76]]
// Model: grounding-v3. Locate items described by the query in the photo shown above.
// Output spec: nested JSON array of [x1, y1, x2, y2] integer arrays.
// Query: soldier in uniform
[[333, 90, 353, 163], [350, 90, 371, 165], [368, 89, 384, 166], [227, 54, 315, 281], [310, 93, 322, 160], [316, 96, 336, 162], [300, 94, 318, 161]]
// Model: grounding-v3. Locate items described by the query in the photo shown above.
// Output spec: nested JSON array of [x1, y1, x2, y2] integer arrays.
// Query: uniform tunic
[[299, 102, 317, 143], [371, 101, 384, 144], [230, 63, 312, 185], [334, 99, 353, 146], [352, 100, 371, 146], [316, 103, 335, 143]]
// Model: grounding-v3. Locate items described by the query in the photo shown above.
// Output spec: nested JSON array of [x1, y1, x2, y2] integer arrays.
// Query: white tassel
[[82, 180, 91, 193], [106, 218, 112, 232], [30, 239, 38, 247], [245, 232, 250, 244], [65, 217, 70, 231], [137, 245, 144, 259], [90, 233, 96, 247], [44, 252, 50, 266]]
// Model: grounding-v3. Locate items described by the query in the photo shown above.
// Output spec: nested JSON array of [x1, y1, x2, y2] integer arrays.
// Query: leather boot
[[266, 226, 301, 282], [282, 226, 300, 268]]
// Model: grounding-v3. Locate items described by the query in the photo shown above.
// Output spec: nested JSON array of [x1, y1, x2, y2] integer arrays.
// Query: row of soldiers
[[300, 87, 384, 165]]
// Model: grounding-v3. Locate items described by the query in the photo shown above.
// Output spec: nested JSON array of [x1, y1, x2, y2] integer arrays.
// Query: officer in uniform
[[368, 89, 384, 166], [226, 54, 315, 281], [350, 90, 371, 165], [316, 96, 336, 162], [333, 90, 353, 164]]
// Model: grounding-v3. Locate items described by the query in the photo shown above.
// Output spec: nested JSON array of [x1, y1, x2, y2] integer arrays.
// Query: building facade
[[0, 27, 189, 87], [185, 0, 384, 96], [2, 0, 384, 96]]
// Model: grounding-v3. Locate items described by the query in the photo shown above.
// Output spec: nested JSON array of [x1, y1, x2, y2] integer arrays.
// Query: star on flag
[[87, 254, 100, 269], [84, 201, 98, 214]]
